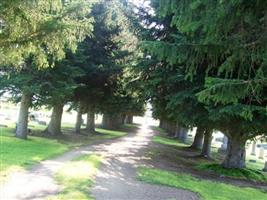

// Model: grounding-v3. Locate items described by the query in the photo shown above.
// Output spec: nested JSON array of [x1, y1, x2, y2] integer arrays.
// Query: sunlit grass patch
[[137, 167, 267, 200], [0, 127, 68, 180], [48, 154, 102, 200], [0, 125, 126, 176]]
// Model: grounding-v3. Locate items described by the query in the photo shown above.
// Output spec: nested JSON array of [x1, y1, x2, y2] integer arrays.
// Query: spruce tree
[[0, 0, 93, 66], [141, 0, 267, 168]]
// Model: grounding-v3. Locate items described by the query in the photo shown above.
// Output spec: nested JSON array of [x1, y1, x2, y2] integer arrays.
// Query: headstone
[[218, 135, 228, 153], [250, 141, 256, 155], [179, 127, 188, 143], [221, 136, 228, 150], [258, 146, 264, 159]]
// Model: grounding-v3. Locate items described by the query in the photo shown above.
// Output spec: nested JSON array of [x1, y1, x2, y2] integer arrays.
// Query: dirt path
[[91, 124, 198, 200], [1, 140, 99, 199], [1, 124, 198, 200]]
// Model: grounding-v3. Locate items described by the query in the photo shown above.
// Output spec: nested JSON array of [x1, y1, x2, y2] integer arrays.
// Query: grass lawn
[[137, 167, 267, 200], [0, 124, 128, 181], [152, 127, 267, 182], [48, 154, 102, 200], [0, 127, 69, 179]]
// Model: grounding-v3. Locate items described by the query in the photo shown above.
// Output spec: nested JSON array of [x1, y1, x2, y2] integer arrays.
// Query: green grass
[[0, 125, 127, 181], [0, 127, 69, 178], [59, 127, 128, 147], [137, 167, 267, 200], [152, 129, 267, 181], [197, 163, 267, 183], [48, 154, 102, 200], [152, 135, 188, 148]]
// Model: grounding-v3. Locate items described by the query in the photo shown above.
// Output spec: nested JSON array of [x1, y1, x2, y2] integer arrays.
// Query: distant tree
[[73, 0, 144, 131]]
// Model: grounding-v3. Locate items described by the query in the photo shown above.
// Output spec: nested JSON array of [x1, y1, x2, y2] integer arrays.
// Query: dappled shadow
[[148, 128, 267, 191], [91, 124, 199, 200], [1, 123, 199, 200], [1, 125, 132, 199]]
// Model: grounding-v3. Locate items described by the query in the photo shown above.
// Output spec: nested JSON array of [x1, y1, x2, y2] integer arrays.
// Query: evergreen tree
[[73, 0, 144, 131], [0, 1, 94, 139], [38, 54, 82, 136], [0, 0, 93, 66], [141, 0, 267, 168]]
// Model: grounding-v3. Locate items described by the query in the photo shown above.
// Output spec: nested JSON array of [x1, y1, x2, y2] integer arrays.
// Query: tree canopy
[[132, 0, 267, 169], [0, 0, 93, 67], [0, 0, 266, 170]]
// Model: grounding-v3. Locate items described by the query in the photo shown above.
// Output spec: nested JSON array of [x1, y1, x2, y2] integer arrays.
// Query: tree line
[[0, 0, 145, 139], [0, 0, 266, 170], [132, 0, 267, 169]]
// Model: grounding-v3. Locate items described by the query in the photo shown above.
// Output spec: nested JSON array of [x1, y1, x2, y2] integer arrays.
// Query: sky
[[129, 0, 151, 7], [128, 0, 154, 16]]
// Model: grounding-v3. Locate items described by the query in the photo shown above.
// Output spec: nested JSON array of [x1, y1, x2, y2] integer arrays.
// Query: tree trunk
[[45, 103, 64, 136], [174, 123, 180, 138], [86, 110, 95, 133], [75, 106, 82, 134], [190, 126, 204, 149], [102, 114, 121, 129], [16, 91, 32, 139], [201, 129, 212, 158], [167, 122, 176, 137], [263, 162, 267, 172], [121, 114, 126, 124], [167, 122, 173, 136], [125, 115, 133, 124], [162, 120, 167, 130], [159, 120, 163, 128], [221, 136, 246, 169]]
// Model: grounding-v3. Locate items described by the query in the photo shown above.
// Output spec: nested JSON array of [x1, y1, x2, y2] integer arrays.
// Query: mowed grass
[[137, 167, 267, 200], [0, 127, 69, 179], [48, 154, 102, 200], [0, 124, 127, 180], [152, 127, 267, 181]]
